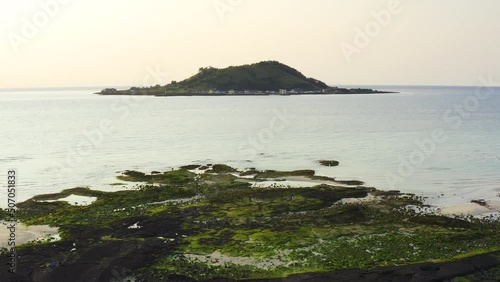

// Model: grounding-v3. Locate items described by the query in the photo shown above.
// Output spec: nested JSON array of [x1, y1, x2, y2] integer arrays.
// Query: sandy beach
[[439, 200, 500, 217]]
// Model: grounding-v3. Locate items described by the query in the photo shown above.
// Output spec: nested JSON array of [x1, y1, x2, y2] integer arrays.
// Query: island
[[97, 61, 396, 96], [1, 162, 498, 281]]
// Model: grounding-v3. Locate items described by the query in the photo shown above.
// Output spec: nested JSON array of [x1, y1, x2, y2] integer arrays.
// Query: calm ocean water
[[1, 86, 499, 207]]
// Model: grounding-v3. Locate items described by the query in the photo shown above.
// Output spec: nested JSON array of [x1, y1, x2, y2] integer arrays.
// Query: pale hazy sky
[[1, 0, 500, 88]]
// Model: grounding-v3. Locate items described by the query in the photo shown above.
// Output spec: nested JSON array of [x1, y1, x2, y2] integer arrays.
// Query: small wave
[[426, 167, 451, 171], [0, 156, 32, 162]]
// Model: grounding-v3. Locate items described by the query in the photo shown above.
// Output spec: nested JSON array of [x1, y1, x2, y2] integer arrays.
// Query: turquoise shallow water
[[0, 86, 499, 207]]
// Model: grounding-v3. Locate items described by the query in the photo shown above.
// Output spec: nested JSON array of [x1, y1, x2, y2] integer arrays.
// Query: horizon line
[[2, 84, 499, 91]]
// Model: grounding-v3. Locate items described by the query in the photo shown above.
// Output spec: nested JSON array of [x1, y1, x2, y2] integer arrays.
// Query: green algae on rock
[[319, 160, 340, 167], [1, 164, 499, 281]]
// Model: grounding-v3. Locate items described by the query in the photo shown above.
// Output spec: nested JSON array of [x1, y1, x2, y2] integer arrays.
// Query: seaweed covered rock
[[319, 160, 340, 167]]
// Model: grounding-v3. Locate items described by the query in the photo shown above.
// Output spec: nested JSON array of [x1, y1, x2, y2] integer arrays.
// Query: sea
[[1, 85, 499, 208]]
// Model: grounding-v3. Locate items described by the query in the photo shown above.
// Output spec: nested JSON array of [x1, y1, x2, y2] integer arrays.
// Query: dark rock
[[471, 199, 488, 206], [319, 160, 340, 167]]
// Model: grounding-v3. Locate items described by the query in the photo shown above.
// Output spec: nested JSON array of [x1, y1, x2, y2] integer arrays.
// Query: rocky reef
[[1, 163, 499, 281]]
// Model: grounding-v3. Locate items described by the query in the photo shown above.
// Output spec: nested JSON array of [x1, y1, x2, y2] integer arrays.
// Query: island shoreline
[[95, 91, 398, 97]]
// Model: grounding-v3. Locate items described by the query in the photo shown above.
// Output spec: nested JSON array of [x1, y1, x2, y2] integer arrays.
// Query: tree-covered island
[[98, 61, 396, 96]]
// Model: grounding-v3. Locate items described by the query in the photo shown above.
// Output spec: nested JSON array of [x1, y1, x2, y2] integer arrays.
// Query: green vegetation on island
[[98, 61, 395, 96], [1, 163, 499, 281]]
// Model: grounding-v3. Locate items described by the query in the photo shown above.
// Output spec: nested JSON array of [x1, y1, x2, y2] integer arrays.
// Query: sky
[[1, 0, 500, 88]]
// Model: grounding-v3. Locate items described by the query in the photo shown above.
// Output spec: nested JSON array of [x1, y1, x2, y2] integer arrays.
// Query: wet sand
[[439, 200, 500, 217], [0, 221, 59, 248]]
